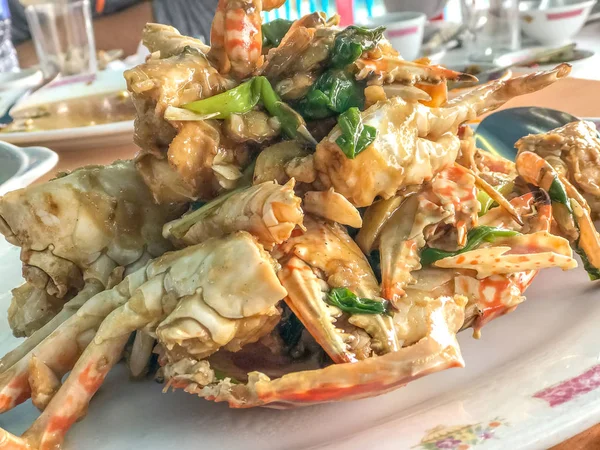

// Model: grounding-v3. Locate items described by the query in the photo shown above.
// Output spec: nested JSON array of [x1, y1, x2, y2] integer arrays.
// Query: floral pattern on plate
[[413, 418, 506, 450], [533, 364, 600, 407]]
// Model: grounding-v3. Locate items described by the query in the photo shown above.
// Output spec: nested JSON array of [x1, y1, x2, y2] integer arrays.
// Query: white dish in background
[[0, 141, 57, 195], [0, 120, 134, 151], [0, 69, 134, 151], [520, 0, 597, 45], [1, 243, 600, 449], [366, 12, 426, 61], [9, 68, 127, 114], [0, 69, 43, 93]]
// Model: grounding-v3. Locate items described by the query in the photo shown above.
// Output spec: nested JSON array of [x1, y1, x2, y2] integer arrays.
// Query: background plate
[[0, 120, 134, 152], [0, 141, 58, 195]]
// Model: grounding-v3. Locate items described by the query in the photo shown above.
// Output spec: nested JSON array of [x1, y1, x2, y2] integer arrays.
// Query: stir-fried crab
[[0, 1, 590, 448]]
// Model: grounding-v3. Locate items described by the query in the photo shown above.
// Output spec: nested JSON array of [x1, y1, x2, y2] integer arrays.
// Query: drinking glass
[[24, 0, 97, 78], [460, 0, 520, 62]]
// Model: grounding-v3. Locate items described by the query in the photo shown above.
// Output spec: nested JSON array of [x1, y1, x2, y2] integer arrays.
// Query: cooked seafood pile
[[1, 1, 598, 448]]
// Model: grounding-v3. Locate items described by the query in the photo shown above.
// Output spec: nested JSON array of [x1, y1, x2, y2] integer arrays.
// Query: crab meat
[[315, 65, 572, 207]]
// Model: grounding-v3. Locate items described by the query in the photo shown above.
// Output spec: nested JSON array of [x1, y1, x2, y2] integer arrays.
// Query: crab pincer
[[275, 215, 399, 364]]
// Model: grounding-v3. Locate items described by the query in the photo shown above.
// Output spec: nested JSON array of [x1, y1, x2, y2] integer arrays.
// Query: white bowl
[[520, 0, 597, 45], [366, 12, 426, 61], [382, 0, 448, 19]]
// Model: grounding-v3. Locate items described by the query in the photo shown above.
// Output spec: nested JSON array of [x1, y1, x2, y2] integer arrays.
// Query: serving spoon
[[473, 106, 585, 161]]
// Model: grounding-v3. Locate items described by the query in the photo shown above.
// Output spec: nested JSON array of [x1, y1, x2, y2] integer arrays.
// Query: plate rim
[[0, 120, 135, 146], [0, 142, 58, 195]]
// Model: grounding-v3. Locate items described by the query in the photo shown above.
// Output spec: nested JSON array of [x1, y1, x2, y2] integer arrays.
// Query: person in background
[[9, 0, 218, 67]]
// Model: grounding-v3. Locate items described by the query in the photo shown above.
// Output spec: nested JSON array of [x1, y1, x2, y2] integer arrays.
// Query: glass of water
[[460, 0, 520, 62], [24, 0, 97, 78]]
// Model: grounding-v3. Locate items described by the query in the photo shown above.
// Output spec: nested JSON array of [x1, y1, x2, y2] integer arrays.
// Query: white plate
[[0, 120, 134, 151], [0, 141, 58, 195], [0, 239, 599, 449], [0, 69, 134, 151]]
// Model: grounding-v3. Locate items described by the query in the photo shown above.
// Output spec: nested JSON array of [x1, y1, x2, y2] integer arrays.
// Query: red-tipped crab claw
[[274, 215, 399, 364], [163, 294, 467, 409]]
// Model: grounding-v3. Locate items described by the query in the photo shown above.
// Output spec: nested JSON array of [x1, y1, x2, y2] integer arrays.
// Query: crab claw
[[166, 294, 467, 408], [276, 216, 399, 363], [279, 257, 357, 363]]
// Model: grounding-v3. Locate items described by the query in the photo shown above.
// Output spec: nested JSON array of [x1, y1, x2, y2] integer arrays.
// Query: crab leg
[[420, 64, 572, 139], [355, 56, 477, 85], [458, 163, 523, 226], [0, 232, 287, 449], [0, 268, 150, 414], [15, 275, 170, 450], [0, 281, 103, 374], [128, 331, 156, 379]]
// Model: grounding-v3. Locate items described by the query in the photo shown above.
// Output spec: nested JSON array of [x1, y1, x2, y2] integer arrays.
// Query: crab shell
[[165, 294, 467, 409]]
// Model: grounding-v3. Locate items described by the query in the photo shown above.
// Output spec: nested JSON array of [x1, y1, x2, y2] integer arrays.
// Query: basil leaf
[[330, 26, 386, 69], [326, 287, 389, 315], [262, 19, 293, 47], [546, 179, 600, 279], [296, 69, 365, 120], [574, 243, 600, 281], [420, 226, 520, 266], [548, 177, 572, 212], [278, 311, 304, 349], [335, 107, 377, 158]]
